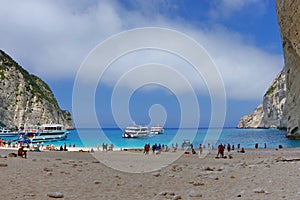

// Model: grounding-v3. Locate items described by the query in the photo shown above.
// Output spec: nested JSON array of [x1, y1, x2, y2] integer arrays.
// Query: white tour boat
[[150, 126, 164, 134], [18, 123, 69, 143], [122, 125, 149, 138]]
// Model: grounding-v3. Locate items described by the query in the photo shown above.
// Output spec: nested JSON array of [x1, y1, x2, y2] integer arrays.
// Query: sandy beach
[[0, 147, 299, 200]]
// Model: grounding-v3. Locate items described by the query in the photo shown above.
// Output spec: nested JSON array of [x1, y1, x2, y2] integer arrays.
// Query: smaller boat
[[122, 125, 149, 138], [182, 139, 192, 148], [150, 126, 164, 134]]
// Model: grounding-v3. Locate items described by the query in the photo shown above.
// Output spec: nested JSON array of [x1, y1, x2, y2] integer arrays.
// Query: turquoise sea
[[3, 128, 298, 149]]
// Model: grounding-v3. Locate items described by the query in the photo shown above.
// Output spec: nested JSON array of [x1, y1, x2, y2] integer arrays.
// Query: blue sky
[[0, 0, 284, 128]]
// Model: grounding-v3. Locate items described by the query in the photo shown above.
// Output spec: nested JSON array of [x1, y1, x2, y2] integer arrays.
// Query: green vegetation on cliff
[[0, 50, 59, 108], [264, 72, 283, 97], [264, 84, 277, 97], [0, 50, 73, 129]]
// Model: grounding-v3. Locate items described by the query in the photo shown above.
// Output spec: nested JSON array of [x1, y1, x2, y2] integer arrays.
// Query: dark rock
[[0, 163, 8, 167], [8, 153, 17, 157]]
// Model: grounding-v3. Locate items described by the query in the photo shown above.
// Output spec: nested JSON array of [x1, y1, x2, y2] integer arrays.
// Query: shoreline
[[0, 145, 298, 152]]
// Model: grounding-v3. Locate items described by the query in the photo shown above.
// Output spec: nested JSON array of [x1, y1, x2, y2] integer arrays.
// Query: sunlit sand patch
[[92, 150, 184, 173]]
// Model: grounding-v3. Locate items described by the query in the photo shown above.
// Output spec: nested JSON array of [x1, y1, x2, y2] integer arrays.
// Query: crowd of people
[[141, 142, 249, 158], [143, 142, 211, 155], [100, 143, 114, 152], [143, 143, 183, 155], [0, 138, 19, 148], [215, 143, 247, 158]]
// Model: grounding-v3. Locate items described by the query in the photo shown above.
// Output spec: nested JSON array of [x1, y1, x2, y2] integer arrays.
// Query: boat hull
[[149, 131, 163, 135], [0, 128, 20, 137], [122, 133, 148, 138], [31, 132, 69, 142], [18, 131, 69, 143], [0, 133, 20, 137]]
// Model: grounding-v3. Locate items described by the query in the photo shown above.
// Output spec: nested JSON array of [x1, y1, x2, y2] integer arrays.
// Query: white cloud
[[209, 0, 266, 19], [0, 0, 123, 79], [0, 0, 283, 101], [91, 26, 283, 100], [188, 26, 283, 100]]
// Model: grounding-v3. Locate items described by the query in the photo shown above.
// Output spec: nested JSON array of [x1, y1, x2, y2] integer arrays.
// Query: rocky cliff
[[237, 103, 264, 129], [237, 71, 287, 129], [0, 50, 73, 129], [276, 0, 300, 139], [238, 0, 300, 139]]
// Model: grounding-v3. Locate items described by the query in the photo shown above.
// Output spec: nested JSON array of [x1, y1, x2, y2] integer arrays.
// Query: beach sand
[[0, 147, 299, 199]]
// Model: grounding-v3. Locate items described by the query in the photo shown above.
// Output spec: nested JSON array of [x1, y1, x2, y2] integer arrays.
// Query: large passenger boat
[[18, 123, 69, 143], [122, 125, 149, 138]]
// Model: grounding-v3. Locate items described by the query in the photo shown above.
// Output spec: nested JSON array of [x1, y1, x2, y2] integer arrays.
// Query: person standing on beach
[[221, 145, 225, 157], [199, 144, 203, 155], [216, 144, 225, 158], [145, 144, 150, 154], [64, 143, 67, 151], [152, 144, 156, 154], [7, 140, 11, 147], [227, 143, 231, 152], [217, 144, 222, 158]]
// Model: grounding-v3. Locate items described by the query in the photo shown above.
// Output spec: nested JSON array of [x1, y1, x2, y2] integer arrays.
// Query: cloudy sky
[[0, 0, 284, 128]]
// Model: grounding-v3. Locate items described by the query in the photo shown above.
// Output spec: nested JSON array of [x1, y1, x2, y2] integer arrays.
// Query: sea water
[[15, 128, 299, 149]]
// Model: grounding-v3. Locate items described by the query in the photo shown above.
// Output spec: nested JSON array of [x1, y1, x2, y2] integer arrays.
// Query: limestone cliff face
[[237, 71, 287, 129], [237, 103, 264, 128], [0, 50, 74, 129], [262, 72, 287, 129], [276, 0, 300, 139]]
